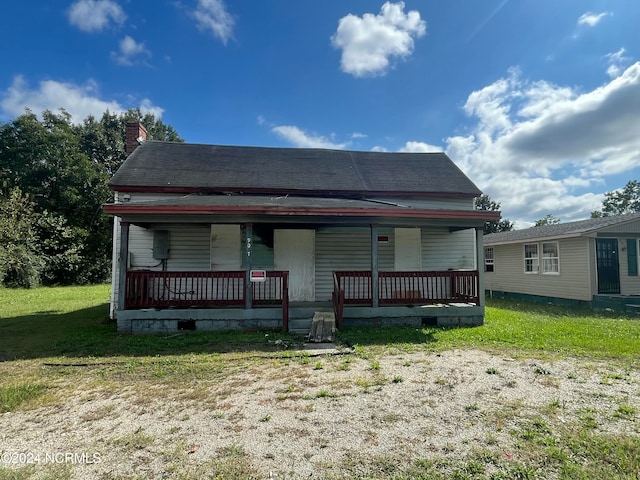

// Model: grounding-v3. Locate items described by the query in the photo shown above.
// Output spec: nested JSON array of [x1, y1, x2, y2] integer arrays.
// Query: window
[[524, 243, 539, 273], [484, 247, 494, 272], [542, 242, 559, 274]]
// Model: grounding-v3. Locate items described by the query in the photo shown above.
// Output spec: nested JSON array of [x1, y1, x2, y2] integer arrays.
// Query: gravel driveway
[[2, 348, 639, 479]]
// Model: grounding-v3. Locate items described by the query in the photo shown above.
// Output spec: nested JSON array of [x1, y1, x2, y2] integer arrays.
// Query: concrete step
[[307, 312, 336, 343], [288, 317, 312, 335]]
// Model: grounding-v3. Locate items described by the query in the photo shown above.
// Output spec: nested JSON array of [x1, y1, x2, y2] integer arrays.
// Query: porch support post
[[476, 227, 485, 306], [371, 224, 379, 308], [245, 223, 253, 309], [117, 221, 130, 311]]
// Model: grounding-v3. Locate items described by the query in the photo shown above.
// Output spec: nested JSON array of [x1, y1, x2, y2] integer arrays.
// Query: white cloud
[[604, 48, 632, 79], [67, 0, 126, 32], [441, 63, 640, 225], [400, 141, 442, 153], [111, 36, 151, 66], [0, 75, 163, 123], [272, 125, 349, 149], [192, 0, 234, 44], [331, 1, 426, 77], [138, 98, 164, 119], [577, 11, 609, 27]]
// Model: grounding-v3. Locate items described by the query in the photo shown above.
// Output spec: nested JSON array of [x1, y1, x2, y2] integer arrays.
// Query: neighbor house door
[[274, 229, 315, 301], [596, 238, 620, 294]]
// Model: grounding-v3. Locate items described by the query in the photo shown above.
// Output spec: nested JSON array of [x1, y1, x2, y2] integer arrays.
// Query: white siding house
[[105, 124, 499, 333]]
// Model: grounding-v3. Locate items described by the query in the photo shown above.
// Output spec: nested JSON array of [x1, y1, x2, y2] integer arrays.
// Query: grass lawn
[[0, 285, 639, 479]]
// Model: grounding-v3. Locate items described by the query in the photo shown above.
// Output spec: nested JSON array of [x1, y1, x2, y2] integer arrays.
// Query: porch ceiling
[[104, 194, 499, 228]]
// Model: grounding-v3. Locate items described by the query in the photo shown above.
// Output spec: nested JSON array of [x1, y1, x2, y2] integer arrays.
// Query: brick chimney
[[125, 122, 147, 156]]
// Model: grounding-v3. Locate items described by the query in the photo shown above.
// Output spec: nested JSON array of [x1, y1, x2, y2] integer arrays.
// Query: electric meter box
[[153, 230, 170, 259]]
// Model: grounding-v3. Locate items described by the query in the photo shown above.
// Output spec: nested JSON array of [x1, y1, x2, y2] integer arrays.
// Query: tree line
[[0, 109, 182, 288]]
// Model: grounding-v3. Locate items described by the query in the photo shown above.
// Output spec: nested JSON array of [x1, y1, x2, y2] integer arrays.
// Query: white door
[[210, 225, 241, 270], [274, 229, 315, 301], [395, 228, 422, 270]]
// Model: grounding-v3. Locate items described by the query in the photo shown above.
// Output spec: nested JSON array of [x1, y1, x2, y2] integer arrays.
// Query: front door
[[274, 229, 315, 301], [395, 228, 422, 270], [596, 238, 620, 294]]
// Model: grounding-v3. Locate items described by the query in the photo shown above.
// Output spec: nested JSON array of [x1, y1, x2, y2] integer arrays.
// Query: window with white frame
[[542, 242, 559, 274], [484, 247, 494, 272], [524, 243, 539, 273]]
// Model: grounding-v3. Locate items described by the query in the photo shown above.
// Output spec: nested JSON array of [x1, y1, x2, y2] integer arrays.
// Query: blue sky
[[2, 1, 640, 227]]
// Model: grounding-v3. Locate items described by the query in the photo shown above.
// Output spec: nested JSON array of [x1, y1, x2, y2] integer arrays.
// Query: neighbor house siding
[[614, 237, 640, 296], [485, 237, 592, 301]]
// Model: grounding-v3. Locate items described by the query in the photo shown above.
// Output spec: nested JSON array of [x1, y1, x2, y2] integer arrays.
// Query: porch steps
[[307, 312, 336, 343], [288, 311, 336, 342], [288, 318, 313, 335]]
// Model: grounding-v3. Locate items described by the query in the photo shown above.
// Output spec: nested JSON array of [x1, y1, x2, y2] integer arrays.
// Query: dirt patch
[[1, 349, 639, 479]]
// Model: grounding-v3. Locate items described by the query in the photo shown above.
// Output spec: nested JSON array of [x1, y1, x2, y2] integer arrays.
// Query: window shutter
[[627, 239, 638, 276]]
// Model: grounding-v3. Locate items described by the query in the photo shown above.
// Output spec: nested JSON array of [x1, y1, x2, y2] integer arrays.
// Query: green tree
[[534, 214, 561, 226], [0, 109, 110, 284], [0, 108, 183, 286], [0, 188, 44, 287], [474, 194, 514, 234], [600, 180, 640, 216]]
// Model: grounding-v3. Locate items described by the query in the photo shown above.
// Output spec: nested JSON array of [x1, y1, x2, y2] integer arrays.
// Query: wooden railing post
[[282, 272, 289, 332], [371, 224, 379, 308], [118, 221, 130, 310]]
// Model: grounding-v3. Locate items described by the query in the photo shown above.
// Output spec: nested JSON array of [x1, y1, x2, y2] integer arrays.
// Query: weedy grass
[[0, 383, 48, 413], [337, 298, 640, 360]]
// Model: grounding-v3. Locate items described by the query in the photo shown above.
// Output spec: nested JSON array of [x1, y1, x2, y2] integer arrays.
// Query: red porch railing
[[125, 270, 289, 329], [332, 270, 480, 324]]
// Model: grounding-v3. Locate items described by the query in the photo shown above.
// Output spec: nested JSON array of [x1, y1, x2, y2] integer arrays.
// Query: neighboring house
[[105, 123, 500, 333], [484, 214, 640, 314]]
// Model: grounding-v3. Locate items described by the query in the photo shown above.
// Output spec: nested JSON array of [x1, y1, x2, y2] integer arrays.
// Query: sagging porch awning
[[104, 194, 500, 228]]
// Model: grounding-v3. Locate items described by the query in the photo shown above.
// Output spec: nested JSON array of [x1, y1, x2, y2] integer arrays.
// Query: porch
[[119, 269, 482, 333]]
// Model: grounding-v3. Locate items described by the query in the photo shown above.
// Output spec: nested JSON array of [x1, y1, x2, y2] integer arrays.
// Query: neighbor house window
[[524, 243, 539, 273], [542, 242, 559, 274], [484, 247, 494, 272]]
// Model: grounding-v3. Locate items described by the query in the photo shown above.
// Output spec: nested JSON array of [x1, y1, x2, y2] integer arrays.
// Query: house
[[104, 123, 500, 333], [483, 214, 640, 314]]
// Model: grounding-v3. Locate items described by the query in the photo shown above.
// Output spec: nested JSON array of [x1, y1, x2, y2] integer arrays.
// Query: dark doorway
[[596, 239, 620, 294]]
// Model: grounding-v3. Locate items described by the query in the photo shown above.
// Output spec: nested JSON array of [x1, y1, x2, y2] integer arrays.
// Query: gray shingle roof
[[109, 141, 482, 196], [484, 213, 640, 245]]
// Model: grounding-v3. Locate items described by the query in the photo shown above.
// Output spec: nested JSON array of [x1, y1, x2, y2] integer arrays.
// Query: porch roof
[[104, 194, 499, 227]]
